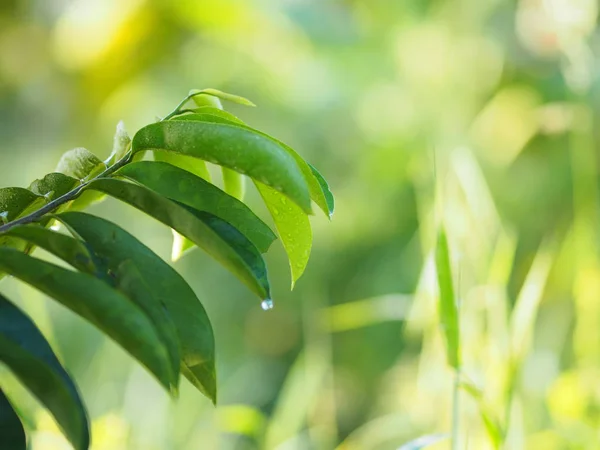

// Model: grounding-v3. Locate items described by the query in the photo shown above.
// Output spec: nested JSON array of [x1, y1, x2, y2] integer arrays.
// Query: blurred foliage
[[1, 0, 600, 449]]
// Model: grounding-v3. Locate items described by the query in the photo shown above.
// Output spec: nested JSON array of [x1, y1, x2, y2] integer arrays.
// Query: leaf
[[0, 293, 89, 450], [1, 224, 98, 274], [116, 161, 276, 253], [173, 110, 332, 218], [131, 120, 312, 214], [84, 178, 270, 299], [0, 188, 46, 223], [2, 223, 181, 392], [435, 228, 460, 369], [105, 121, 131, 166], [56, 212, 217, 402], [459, 378, 503, 448], [398, 433, 448, 450], [190, 88, 256, 107], [55, 148, 106, 180], [153, 151, 211, 181], [28, 173, 80, 201], [255, 182, 312, 287], [222, 168, 245, 201], [0, 248, 175, 392], [0, 388, 26, 450], [308, 163, 335, 218]]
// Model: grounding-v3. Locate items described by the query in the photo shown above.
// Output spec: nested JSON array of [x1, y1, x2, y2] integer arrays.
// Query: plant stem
[[0, 152, 132, 233]]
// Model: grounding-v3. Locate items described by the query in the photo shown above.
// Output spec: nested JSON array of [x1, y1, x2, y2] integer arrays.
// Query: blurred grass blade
[[0, 293, 89, 450], [85, 178, 270, 299], [459, 378, 503, 448], [398, 433, 448, 449], [131, 120, 312, 213], [0, 248, 175, 392], [57, 211, 217, 402], [255, 181, 312, 287], [116, 161, 276, 253], [190, 88, 256, 107], [0, 388, 26, 450], [435, 228, 460, 369]]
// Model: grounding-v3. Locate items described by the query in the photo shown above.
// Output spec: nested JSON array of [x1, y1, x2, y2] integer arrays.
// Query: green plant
[[0, 89, 333, 450]]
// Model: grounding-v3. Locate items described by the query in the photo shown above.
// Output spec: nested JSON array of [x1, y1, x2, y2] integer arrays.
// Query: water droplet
[[261, 298, 274, 311]]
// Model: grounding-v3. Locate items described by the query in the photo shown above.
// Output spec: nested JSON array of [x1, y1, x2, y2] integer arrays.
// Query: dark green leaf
[[308, 163, 334, 218], [0, 389, 26, 450], [255, 182, 311, 287], [56, 212, 217, 402], [55, 148, 106, 180], [0, 188, 46, 223], [0, 293, 89, 450], [0, 248, 175, 392], [116, 162, 276, 253], [84, 178, 270, 299], [28, 173, 80, 201], [2, 224, 97, 274], [435, 228, 460, 369], [131, 120, 312, 214]]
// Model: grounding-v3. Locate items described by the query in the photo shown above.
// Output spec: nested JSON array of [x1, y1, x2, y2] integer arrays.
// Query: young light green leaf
[[28, 173, 80, 201], [131, 121, 312, 214], [0, 388, 27, 450], [190, 88, 256, 107], [435, 228, 460, 369], [153, 151, 211, 181], [57, 212, 217, 402], [222, 168, 246, 201], [0, 248, 175, 392], [84, 178, 270, 299], [0, 293, 89, 450], [255, 181, 312, 288], [398, 433, 448, 450], [459, 378, 503, 448], [105, 121, 131, 167], [116, 161, 276, 253], [55, 148, 106, 181]]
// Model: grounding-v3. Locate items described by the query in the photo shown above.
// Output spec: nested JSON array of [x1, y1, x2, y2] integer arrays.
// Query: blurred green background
[[1, 0, 599, 449]]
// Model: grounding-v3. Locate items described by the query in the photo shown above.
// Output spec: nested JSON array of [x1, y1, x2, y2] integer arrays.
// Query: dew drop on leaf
[[261, 299, 274, 311]]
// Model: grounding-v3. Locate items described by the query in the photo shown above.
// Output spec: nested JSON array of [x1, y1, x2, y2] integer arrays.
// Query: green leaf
[[0, 388, 26, 450], [55, 148, 106, 181], [105, 121, 131, 166], [459, 378, 503, 447], [255, 182, 312, 288], [116, 161, 276, 253], [173, 111, 332, 218], [398, 433, 448, 450], [2, 223, 181, 393], [308, 163, 334, 218], [131, 120, 312, 214], [56, 212, 217, 402], [153, 151, 211, 181], [28, 173, 80, 201], [190, 88, 256, 107], [222, 168, 245, 201], [435, 228, 460, 369], [0, 293, 89, 450], [0, 248, 175, 392], [84, 178, 270, 299], [0, 188, 46, 223]]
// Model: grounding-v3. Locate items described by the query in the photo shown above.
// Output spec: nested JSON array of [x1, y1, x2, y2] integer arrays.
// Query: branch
[[0, 153, 132, 233]]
